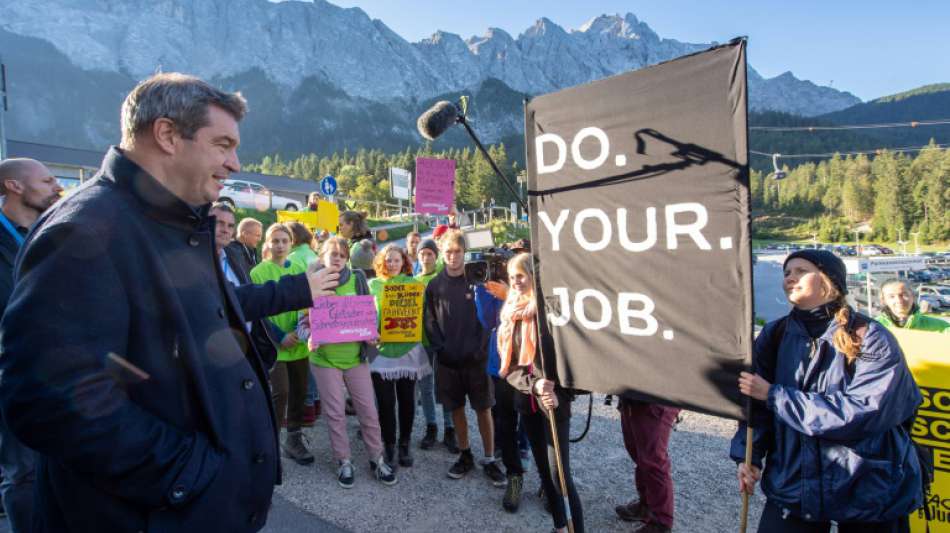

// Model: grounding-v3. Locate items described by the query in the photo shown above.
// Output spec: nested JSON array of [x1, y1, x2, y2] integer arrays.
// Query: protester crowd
[[0, 72, 947, 533]]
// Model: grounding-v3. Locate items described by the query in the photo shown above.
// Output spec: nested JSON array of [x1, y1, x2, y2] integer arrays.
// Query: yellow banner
[[896, 328, 950, 532], [315, 200, 340, 234], [276, 200, 340, 234], [379, 283, 424, 343], [276, 210, 318, 231]]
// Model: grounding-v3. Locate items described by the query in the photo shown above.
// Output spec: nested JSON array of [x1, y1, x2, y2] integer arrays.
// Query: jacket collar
[[787, 313, 838, 343], [98, 146, 208, 232]]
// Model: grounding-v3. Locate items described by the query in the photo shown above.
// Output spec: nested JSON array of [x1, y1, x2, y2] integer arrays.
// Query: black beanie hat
[[418, 238, 439, 255], [783, 249, 848, 295]]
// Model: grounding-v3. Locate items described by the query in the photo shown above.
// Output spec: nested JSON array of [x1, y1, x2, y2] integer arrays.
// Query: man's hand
[[281, 332, 299, 349], [484, 280, 508, 301], [308, 337, 320, 352], [307, 263, 340, 300], [738, 372, 771, 402], [737, 463, 761, 495]]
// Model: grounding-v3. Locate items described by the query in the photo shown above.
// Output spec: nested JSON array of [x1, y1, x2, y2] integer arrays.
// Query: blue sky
[[321, 0, 948, 102]]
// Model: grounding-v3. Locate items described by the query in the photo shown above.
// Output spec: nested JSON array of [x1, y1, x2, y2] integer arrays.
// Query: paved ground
[[274, 396, 765, 532]]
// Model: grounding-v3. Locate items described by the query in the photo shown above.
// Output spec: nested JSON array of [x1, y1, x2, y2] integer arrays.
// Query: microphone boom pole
[[455, 115, 528, 214]]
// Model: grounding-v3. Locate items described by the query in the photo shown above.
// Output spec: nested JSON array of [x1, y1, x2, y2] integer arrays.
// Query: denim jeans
[[0, 413, 34, 533], [418, 347, 453, 428]]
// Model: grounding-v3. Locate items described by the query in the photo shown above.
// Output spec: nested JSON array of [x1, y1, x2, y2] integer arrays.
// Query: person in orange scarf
[[498, 253, 585, 533]]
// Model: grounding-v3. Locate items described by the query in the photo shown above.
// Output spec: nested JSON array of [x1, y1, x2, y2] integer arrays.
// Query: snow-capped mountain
[[0, 0, 861, 155]]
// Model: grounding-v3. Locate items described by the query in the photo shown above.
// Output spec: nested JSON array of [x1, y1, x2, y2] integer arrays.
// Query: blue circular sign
[[320, 175, 337, 196]]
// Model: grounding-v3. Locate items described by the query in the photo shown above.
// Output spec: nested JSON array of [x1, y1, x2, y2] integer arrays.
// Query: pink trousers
[[310, 362, 384, 461]]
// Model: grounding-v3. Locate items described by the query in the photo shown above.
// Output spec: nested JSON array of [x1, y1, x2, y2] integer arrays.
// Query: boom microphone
[[417, 100, 460, 141]]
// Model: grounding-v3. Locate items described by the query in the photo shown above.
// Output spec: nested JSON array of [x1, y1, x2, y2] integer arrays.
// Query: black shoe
[[483, 460, 506, 487], [616, 499, 651, 522], [420, 424, 438, 450], [398, 443, 413, 467], [447, 450, 475, 479], [443, 427, 459, 454], [632, 522, 672, 533], [370, 456, 398, 486], [384, 443, 396, 468], [502, 473, 523, 513]]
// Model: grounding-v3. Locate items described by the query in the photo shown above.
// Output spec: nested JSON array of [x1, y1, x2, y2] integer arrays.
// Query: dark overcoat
[[0, 147, 311, 532]]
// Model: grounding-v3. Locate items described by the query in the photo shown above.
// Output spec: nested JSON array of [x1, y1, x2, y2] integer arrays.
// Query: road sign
[[389, 167, 411, 200], [844, 255, 928, 274], [320, 175, 337, 196]]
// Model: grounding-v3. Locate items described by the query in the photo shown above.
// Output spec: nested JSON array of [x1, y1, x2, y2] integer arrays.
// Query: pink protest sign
[[309, 295, 378, 344], [415, 157, 455, 215]]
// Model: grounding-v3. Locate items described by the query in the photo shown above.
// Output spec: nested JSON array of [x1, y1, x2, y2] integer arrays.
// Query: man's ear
[[151, 118, 181, 155], [2, 179, 23, 196]]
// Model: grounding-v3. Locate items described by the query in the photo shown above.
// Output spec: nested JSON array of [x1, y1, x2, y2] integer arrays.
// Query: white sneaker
[[337, 459, 355, 489], [371, 455, 398, 486]]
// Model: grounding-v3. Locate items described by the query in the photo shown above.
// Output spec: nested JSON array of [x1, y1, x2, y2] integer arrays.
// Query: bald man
[[0, 157, 62, 533]]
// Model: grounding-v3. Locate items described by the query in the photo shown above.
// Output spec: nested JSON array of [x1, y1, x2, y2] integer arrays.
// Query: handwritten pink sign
[[309, 295, 379, 344], [415, 158, 455, 215]]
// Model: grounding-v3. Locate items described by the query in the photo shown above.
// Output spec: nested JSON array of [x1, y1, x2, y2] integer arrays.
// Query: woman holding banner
[[500, 253, 584, 533], [369, 244, 431, 469], [733, 249, 922, 532], [296, 236, 396, 488]]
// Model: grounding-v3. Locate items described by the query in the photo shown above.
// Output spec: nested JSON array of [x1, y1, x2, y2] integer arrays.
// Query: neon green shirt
[[876, 311, 950, 333], [288, 244, 318, 269], [415, 269, 439, 347], [250, 259, 309, 362]]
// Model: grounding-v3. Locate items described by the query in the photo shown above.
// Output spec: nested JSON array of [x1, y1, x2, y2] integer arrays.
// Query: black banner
[[525, 39, 753, 420]]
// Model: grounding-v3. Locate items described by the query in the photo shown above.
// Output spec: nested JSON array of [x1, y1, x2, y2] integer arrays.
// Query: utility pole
[[910, 232, 920, 255], [0, 56, 8, 160]]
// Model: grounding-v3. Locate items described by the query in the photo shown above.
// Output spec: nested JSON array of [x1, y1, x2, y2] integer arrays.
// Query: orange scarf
[[497, 295, 537, 377]]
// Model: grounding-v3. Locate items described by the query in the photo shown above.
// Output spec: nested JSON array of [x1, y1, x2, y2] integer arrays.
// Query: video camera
[[462, 229, 514, 284]]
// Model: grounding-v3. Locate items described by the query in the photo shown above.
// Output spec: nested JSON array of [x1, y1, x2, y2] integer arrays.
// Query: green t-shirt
[[310, 273, 362, 369], [250, 259, 309, 362], [415, 269, 440, 347], [369, 274, 422, 358], [288, 244, 318, 269], [876, 311, 950, 333]]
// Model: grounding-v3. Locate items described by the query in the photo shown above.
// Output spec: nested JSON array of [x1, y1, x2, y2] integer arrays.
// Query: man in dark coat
[[226, 216, 263, 273], [0, 157, 62, 533], [0, 73, 339, 533]]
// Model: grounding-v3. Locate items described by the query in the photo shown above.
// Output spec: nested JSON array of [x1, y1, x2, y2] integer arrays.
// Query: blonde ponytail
[[831, 294, 862, 364]]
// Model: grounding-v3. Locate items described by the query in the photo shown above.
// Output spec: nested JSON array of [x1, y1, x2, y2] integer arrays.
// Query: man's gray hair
[[237, 217, 262, 234], [120, 72, 247, 149]]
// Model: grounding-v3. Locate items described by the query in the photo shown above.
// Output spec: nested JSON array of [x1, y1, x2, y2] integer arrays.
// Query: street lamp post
[[0, 56, 8, 160], [910, 232, 920, 255]]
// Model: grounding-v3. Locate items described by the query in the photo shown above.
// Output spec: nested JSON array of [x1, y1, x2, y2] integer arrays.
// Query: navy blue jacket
[[731, 312, 923, 522], [0, 147, 312, 532]]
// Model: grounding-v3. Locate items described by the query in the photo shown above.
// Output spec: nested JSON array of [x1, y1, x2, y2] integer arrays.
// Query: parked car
[[219, 179, 301, 211], [918, 293, 943, 313], [918, 285, 950, 309], [878, 246, 894, 255]]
